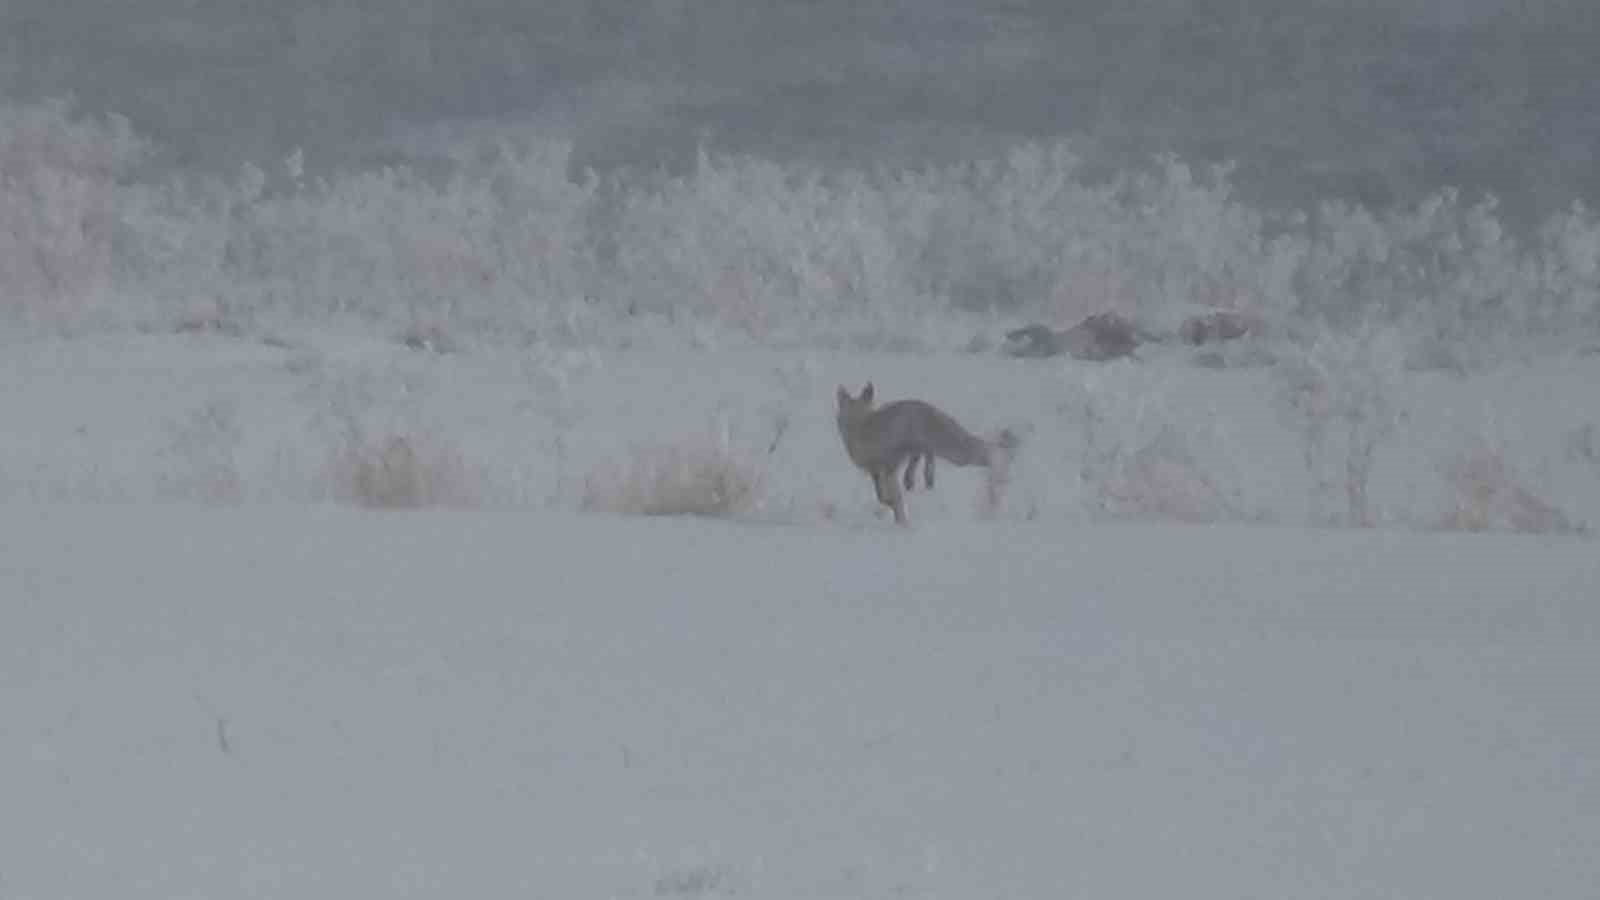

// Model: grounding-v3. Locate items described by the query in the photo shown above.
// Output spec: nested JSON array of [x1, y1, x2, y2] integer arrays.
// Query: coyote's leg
[[902, 455, 920, 491], [873, 466, 908, 524], [903, 454, 934, 491], [887, 476, 908, 524]]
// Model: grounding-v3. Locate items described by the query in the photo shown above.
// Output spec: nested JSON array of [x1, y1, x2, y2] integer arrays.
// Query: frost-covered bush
[[1437, 442, 1577, 535], [882, 142, 1107, 314], [1065, 367, 1251, 523], [1290, 190, 1600, 341], [2, 97, 600, 337], [614, 148, 918, 337], [303, 365, 486, 509], [1087, 156, 1300, 321], [582, 439, 762, 519], [5, 95, 1597, 350], [328, 431, 479, 509], [0, 99, 149, 325], [609, 144, 1599, 344], [113, 176, 242, 326], [1274, 327, 1407, 527], [879, 148, 1297, 323], [228, 138, 598, 332], [611, 143, 1302, 338], [1531, 202, 1600, 331]]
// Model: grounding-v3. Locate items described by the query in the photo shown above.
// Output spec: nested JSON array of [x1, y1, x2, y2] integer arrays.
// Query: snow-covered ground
[[4, 329, 1599, 898], [5, 505, 1597, 898]]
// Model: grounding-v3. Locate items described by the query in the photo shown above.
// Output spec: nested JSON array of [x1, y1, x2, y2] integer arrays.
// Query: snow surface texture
[[4, 505, 1597, 898]]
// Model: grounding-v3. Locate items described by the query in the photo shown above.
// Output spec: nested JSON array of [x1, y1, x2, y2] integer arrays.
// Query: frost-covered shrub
[[610, 142, 1306, 339], [297, 361, 486, 508], [884, 142, 1106, 314], [329, 431, 479, 509], [228, 139, 598, 331], [614, 148, 917, 336], [881, 148, 1294, 322], [582, 439, 762, 518], [0, 99, 149, 324], [5, 92, 1597, 351], [1275, 327, 1406, 527], [1438, 443, 1577, 535], [1290, 190, 1600, 340], [1293, 191, 1514, 332], [1053, 155, 1295, 321], [1531, 202, 1600, 331], [315, 404, 483, 510], [114, 176, 241, 325], [1065, 368, 1249, 523]]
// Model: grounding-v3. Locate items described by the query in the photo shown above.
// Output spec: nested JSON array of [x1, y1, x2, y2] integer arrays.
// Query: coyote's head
[[835, 382, 876, 421]]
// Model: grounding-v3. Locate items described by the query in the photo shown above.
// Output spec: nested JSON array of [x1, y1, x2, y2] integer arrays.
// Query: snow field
[[4, 505, 1597, 898]]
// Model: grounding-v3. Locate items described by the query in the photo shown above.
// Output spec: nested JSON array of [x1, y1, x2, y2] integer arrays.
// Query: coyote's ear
[[836, 385, 850, 407], [862, 382, 874, 403]]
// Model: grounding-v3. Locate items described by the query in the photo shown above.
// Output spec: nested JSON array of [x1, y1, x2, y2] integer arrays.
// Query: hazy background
[[5, 20, 1598, 895], [4, 0, 1597, 227]]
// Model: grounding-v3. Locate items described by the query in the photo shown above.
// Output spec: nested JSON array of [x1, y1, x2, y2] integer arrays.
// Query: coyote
[[835, 382, 1019, 525]]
